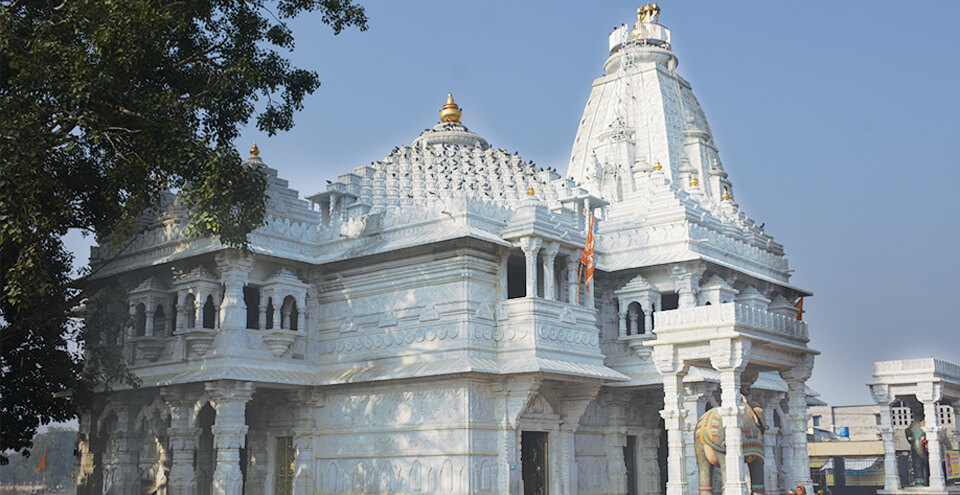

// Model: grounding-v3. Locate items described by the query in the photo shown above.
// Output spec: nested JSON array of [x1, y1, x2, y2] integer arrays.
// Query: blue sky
[[67, 1, 960, 405]]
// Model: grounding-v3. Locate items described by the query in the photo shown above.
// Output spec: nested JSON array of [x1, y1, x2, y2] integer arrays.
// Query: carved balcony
[[496, 298, 600, 355], [179, 328, 217, 356], [651, 302, 809, 345], [261, 329, 299, 357], [129, 335, 165, 362]]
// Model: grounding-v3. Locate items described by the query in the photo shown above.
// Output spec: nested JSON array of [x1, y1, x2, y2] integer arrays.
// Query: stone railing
[[874, 358, 960, 380], [653, 302, 808, 342]]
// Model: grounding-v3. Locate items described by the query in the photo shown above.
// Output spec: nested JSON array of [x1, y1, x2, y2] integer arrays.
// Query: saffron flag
[[794, 297, 804, 321], [36, 445, 47, 472], [579, 212, 595, 299]]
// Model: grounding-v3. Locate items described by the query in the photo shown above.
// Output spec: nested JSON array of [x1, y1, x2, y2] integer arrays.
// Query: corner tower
[[568, 6, 793, 284]]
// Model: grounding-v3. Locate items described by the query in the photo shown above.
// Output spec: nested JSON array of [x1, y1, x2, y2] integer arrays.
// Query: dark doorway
[[625, 435, 638, 495], [657, 417, 668, 495], [508, 253, 526, 299], [521, 431, 548, 495]]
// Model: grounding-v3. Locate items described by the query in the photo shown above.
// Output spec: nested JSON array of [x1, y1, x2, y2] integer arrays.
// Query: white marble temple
[[77, 8, 818, 495]]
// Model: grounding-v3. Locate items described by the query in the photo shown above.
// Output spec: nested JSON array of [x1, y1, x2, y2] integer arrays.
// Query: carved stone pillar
[[567, 258, 578, 304], [76, 409, 97, 495], [919, 382, 946, 490], [193, 291, 205, 329], [175, 290, 188, 332], [604, 430, 628, 495], [207, 381, 254, 495], [780, 356, 814, 495], [711, 339, 751, 495], [145, 307, 156, 336], [557, 383, 602, 494], [520, 237, 542, 298], [329, 193, 340, 226], [296, 295, 306, 332], [163, 387, 199, 495], [499, 252, 510, 300], [869, 384, 900, 492], [669, 262, 706, 309], [216, 252, 253, 331], [653, 345, 688, 495], [291, 388, 323, 495], [756, 392, 785, 495], [104, 405, 141, 495], [542, 242, 559, 300], [258, 302, 267, 330], [618, 311, 628, 338]]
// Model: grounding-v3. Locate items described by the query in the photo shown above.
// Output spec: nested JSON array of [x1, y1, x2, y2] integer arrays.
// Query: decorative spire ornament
[[653, 160, 662, 171], [527, 185, 536, 196], [440, 93, 462, 123], [250, 142, 260, 157], [689, 174, 698, 187], [721, 187, 731, 201]]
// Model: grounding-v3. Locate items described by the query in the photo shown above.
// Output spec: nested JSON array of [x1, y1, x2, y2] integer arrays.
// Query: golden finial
[[632, 3, 661, 37], [440, 93, 462, 123], [653, 160, 662, 171], [721, 187, 731, 201], [250, 142, 260, 157], [689, 174, 699, 187], [527, 185, 536, 196]]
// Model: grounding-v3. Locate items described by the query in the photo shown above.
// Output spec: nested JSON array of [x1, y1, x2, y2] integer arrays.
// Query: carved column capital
[[652, 344, 687, 376], [869, 384, 893, 405], [915, 381, 944, 403], [779, 354, 815, 383], [541, 241, 559, 259], [519, 236, 542, 254], [709, 338, 750, 372]]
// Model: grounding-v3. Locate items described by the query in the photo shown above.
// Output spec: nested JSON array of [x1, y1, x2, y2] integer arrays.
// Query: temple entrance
[[521, 431, 548, 495], [196, 403, 215, 495], [625, 435, 638, 495], [273, 436, 294, 495]]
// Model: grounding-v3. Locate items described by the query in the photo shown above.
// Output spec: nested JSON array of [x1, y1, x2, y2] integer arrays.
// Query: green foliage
[[0, 427, 79, 490], [0, 0, 367, 463]]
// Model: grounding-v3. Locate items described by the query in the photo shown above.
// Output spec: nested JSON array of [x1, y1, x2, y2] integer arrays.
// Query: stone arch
[[409, 461, 422, 492], [440, 458, 454, 492], [627, 301, 645, 335], [281, 295, 298, 330], [201, 295, 216, 329], [152, 304, 167, 336], [323, 462, 337, 492]]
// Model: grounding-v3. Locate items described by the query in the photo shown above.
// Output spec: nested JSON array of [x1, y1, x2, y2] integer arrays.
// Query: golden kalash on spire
[[631, 3, 661, 38], [440, 93, 462, 123]]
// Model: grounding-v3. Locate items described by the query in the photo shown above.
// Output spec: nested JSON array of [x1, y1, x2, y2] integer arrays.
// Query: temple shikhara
[[77, 6, 829, 495]]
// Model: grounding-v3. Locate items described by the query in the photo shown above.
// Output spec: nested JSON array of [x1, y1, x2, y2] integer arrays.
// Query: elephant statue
[[694, 401, 767, 495], [904, 420, 928, 486]]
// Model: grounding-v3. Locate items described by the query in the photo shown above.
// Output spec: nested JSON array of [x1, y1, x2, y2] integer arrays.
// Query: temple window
[[184, 294, 196, 328], [661, 293, 679, 311], [202, 295, 216, 329], [153, 304, 167, 336], [244, 287, 260, 329], [281, 295, 298, 331], [134, 303, 147, 337], [507, 252, 526, 299], [627, 301, 645, 335]]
